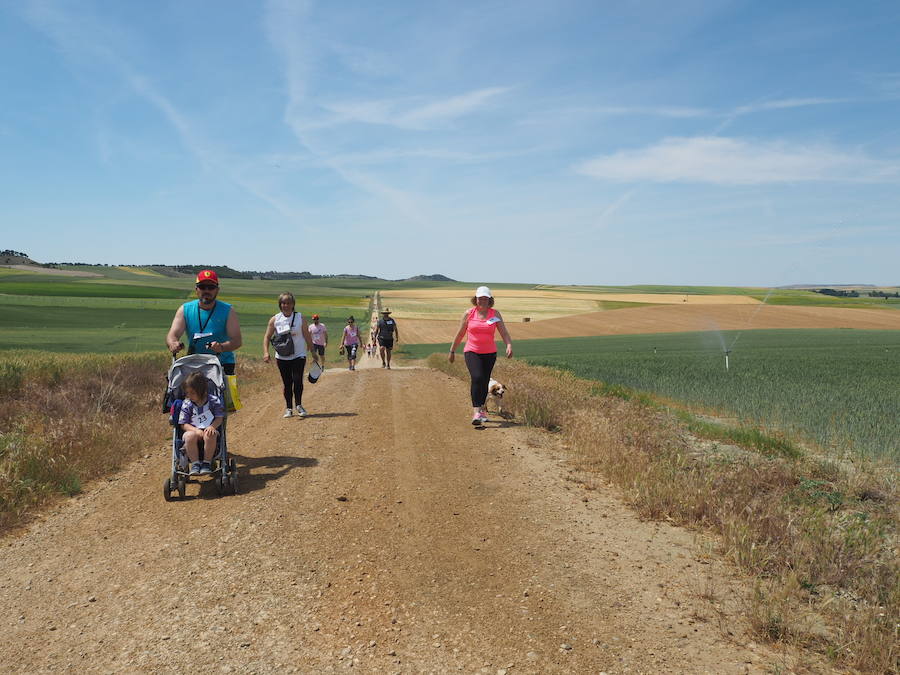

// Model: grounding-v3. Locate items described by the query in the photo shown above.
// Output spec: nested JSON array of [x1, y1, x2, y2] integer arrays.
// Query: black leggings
[[464, 351, 497, 407], [276, 356, 305, 408]]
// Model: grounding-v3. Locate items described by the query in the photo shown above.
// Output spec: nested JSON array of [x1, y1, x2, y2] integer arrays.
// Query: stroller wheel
[[177, 476, 187, 499], [163, 478, 173, 502], [228, 459, 239, 495], [228, 460, 238, 495]]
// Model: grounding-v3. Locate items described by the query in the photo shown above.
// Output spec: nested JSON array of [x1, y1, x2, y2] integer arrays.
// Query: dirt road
[[0, 356, 802, 673]]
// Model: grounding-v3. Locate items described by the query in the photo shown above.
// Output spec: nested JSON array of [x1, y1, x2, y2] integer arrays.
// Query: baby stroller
[[162, 354, 238, 500]]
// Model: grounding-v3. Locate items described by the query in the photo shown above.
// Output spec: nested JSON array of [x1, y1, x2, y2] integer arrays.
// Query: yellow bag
[[225, 374, 242, 412]]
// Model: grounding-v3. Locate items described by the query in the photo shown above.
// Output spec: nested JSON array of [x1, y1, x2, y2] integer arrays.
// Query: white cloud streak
[[264, 0, 478, 225], [577, 136, 900, 185], [309, 86, 512, 131], [21, 0, 302, 221], [730, 97, 852, 115]]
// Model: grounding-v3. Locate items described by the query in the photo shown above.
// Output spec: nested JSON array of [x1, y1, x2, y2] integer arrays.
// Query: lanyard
[[198, 301, 217, 333]]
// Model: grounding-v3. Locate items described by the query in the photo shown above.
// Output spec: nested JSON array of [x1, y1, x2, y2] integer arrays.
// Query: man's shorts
[[378, 338, 394, 350], [313, 344, 325, 356]]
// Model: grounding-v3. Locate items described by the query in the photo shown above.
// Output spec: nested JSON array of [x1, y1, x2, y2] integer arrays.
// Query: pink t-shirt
[[464, 308, 500, 354], [342, 324, 360, 346], [309, 322, 327, 346]]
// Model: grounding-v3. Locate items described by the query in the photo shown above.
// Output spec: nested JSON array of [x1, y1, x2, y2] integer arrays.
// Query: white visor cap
[[475, 286, 492, 298]]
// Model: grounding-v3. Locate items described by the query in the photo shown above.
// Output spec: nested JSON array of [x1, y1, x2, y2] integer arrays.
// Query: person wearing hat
[[375, 308, 400, 369], [448, 286, 513, 425], [166, 269, 243, 374], [308, 314, 328, 364]]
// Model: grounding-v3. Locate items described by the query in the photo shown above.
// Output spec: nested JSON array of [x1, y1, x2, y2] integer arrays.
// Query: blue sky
[[1, 0, 899, 286]]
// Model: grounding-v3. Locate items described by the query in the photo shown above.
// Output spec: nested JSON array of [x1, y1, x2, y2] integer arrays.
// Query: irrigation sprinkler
[[724, 349, 731, 371]]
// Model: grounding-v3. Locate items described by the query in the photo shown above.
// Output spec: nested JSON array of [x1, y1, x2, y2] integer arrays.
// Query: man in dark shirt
[[376, 308, 399, 369]]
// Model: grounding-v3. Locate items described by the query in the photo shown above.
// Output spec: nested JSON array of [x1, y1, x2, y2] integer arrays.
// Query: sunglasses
[[196, 284, 217, 291]]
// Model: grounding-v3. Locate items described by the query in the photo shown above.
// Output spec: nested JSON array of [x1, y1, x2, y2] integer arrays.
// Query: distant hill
[[0, 250, 39, 265], [147, 265, 253, 279], [403, 274, 456, 282], [3, 252, 455, 283]]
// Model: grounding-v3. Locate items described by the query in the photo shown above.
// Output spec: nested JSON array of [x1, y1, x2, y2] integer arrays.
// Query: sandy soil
[[380, 289, 761, 305], [380, 290, 761, 323], [398, 304, 900, 344], [0, 356, 816, 673]]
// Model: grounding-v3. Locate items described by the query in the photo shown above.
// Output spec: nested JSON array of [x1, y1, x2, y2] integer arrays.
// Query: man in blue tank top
[[165, 270, 243, 375]]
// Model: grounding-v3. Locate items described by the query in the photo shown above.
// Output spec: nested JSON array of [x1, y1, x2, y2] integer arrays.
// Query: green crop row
[[401, 329, 900, 461]]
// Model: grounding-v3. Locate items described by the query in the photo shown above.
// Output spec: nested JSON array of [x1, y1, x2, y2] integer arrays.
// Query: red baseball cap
[[195, 269, 219, 286]]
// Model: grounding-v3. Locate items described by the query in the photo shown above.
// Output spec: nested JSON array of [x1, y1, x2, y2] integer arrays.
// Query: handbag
[[270, 313, 296, 357]]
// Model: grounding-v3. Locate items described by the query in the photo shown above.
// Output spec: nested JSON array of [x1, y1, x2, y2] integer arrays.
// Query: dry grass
[[427, 355, 898, 673], [0, 351, 268, 532]]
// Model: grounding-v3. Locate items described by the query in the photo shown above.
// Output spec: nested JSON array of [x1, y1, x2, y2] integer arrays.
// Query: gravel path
[[0, 359, 810, 673]]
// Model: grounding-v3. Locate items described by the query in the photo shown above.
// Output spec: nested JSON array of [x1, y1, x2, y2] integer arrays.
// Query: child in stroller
[[179, 371, 224, 476], [163, 353, 238, 500]]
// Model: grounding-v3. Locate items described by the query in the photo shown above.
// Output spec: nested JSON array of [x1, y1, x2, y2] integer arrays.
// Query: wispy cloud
[[577, 136, 900, 185], [21, 0, 302, 221], [730, 97, 852, 115], [264, 0, 444, 224], [581, 105, 709, 118], [524, 96, 851, 131], [311, 87, 512, 131]]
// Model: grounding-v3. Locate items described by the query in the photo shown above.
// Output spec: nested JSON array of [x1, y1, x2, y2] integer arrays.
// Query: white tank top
[[273, 312, 307, 360]]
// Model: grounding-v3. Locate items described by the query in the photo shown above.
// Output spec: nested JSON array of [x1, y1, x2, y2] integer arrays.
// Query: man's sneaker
[[200, 462, 213, 475], [296, 405, 308, 418], [472, 412, 483, 426], [381, 362, 386, 368], [386, 364, 391, 369], [189, 462, 202, 476], [283, 408, 293, 418]]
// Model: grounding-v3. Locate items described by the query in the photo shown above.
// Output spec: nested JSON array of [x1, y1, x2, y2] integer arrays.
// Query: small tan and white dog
[[487, 378, 507, 415]]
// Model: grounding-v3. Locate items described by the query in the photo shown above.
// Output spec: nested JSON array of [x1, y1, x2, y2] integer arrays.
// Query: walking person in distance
[[309, 314, 328, 367], [263, 292, 317, 418], [376, 308, 400, 369], [448, 286, 513, 426], [341, 316, 360, 371]]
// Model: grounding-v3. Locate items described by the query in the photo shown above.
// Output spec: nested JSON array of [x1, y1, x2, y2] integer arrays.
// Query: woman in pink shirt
[[448, 286, 513, 425], [341, 316, 361, 371]]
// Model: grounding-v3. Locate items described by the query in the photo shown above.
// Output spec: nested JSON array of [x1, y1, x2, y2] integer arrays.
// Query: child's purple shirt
[[178, 393, 225, 428]]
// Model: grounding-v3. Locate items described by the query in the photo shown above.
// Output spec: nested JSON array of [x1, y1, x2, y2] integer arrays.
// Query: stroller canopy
[[167, 354, 225, 394]]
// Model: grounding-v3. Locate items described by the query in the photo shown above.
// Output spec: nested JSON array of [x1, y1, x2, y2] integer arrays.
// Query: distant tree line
[[815, 288, 859, 297], [813, 288, 899, 299], [0, 249, 29, 258]]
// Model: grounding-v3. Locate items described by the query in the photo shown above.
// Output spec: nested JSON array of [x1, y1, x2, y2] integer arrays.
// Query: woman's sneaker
[[479, 410, 489, 423], [189, 462, 202, 476], [296, 405, 308, 418], [472, 412, 483, 426], [283, 408, 293, 418]]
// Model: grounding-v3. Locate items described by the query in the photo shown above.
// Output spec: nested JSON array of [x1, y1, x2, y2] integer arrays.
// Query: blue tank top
[[183, 299, 235, 365]]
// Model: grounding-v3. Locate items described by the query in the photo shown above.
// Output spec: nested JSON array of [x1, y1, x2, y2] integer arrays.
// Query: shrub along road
[[0, 354, 812, 672]]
